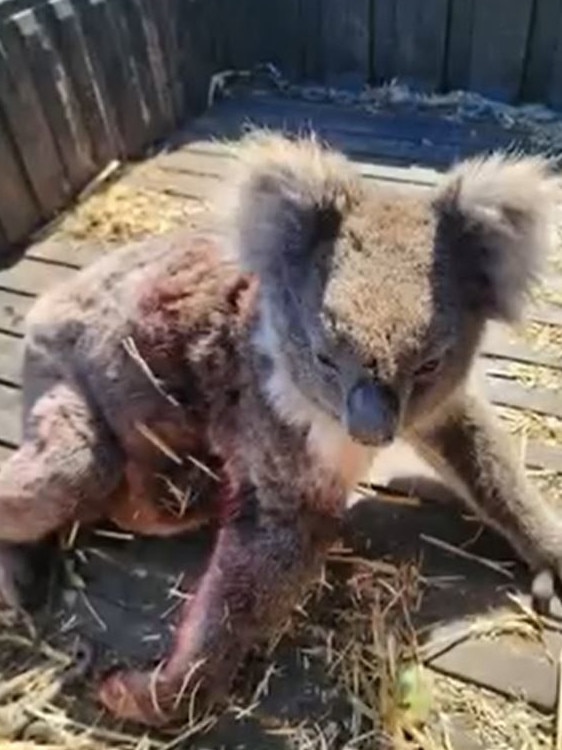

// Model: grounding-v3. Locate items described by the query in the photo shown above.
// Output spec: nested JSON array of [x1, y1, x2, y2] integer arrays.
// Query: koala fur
[[0, 131, 560, 726]]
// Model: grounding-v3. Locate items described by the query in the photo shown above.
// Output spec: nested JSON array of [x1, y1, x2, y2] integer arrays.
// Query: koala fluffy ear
[[219, 131, 362, 280], [433, 153, 560, 322]]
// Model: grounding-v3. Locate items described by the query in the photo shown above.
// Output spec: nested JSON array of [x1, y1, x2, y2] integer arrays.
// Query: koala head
[[223, 132, 558, 448]]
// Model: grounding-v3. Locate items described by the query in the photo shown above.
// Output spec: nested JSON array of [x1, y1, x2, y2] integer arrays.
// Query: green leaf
[[395, 662, 433, 726]]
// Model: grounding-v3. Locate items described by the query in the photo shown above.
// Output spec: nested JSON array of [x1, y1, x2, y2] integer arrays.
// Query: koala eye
[[414, 356, 443, 381], [316, 352, 339, 372]]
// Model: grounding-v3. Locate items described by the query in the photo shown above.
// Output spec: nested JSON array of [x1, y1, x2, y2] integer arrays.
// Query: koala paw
[[98, 670, 153, 725], [99, 661, 214, 727], [99, 668, 187, 727]]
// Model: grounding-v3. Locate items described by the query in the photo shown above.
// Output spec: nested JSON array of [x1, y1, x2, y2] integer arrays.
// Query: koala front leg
[[98, 507, 335, 726], [410, 393, 562, 579]]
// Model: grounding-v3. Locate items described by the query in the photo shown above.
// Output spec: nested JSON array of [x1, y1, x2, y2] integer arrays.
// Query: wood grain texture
[[77, 0, 145, 157], [0, 383, 22, 446], [322, 0, 370, 84], [175, 0, 219, 114], [445, 0, 475, 91], [264, 0, 301, 79], [150, 0, 183, 121], [0, 289, 34, 335], [520, 0, 561, 103], [300, 0, 324, 81], [481, 325, 562, 370], [469, 0, 534, 102], [372, 0, 395, 83], [117, 0, 165, 143], [428, 631, 561, 713], [0, 330, 22, 385], [485, 376, 562, 419], [155, 145, 441, 186], [109, 0, 154, 152], [0, 17, 69, 217], [26, 240, 108, 269], [0, 258, 75, 296], [44, 0, 119, 168], [134, 0, 175, 131], [18, 6, 97, 193], [389, 0, 449, 90], [0, 110, 39, 245], [546, 4, 562, 109]]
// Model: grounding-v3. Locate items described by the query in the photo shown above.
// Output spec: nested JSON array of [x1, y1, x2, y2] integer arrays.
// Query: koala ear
[[219, 131, 362, 280], [433, 153, 560, 322]]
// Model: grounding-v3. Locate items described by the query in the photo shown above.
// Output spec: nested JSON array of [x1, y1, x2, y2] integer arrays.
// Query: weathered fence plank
[[0, 384, 22, 446], [110, 0, 155, 149], [134, 0, 175, 132], [0, 224, 7, 255], [148, 0, 176, 116], [16, 6, 97, 193], [394, 0, 417, 84], [445, 0, 475, 91], [469, 0, 534, 102], [0, 19, 69, 216], [0, 112, 39, 245], [546, 6, 562, 109], [221, 0, 261, 70], [117, 0, 163, 144], [372, 0, 395, 84], [414, 0, 449, 90], [373, 0, 448, 90], [77, 0, 146, 157], [45, 0, 118, 168], [520, 0, 561, 103], [264, 0, 301, 80], [322, 0, 370, 85], [300, 0, 324, 81], [176, 0, 219, 113]]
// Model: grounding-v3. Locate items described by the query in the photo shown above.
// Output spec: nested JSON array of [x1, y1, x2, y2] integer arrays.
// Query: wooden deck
[[1, 92, 561, 479]]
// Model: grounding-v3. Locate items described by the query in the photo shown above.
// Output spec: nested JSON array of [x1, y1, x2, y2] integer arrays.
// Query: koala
[[0, 131, 559, 727]]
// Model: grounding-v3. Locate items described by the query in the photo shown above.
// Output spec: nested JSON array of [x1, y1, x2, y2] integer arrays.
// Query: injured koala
[[0, 131, 559, 726]]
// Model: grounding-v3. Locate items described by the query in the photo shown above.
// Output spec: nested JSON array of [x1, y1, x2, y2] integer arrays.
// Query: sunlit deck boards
[[0, 93, 561, 482]]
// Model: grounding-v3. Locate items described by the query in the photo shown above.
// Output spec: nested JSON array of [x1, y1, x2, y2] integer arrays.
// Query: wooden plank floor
[[0, 92, 562, 484]]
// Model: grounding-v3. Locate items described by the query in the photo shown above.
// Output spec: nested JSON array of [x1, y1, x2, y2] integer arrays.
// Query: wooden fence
[[1, 0, 562, 257], [206, 0, 562, 107], [0, 0, 199, 257]]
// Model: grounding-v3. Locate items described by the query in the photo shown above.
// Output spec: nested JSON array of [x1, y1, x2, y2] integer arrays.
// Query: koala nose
[[345, 380, 398, 446]]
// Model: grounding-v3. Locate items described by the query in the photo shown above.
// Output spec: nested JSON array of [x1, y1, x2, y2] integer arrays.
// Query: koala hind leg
[[0, 380, 122, 608], [410, 392, 562, 577]]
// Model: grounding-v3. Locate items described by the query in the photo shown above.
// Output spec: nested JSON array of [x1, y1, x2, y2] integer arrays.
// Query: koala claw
[[531, 568, 555, 616]]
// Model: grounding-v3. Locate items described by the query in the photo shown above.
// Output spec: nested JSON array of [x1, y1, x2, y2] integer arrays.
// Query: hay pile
[[49, 179, 204, 247]]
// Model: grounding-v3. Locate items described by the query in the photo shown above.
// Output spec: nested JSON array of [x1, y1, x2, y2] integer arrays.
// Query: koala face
[[267, 192, 479, 447], [228, 132, 555, 449]]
